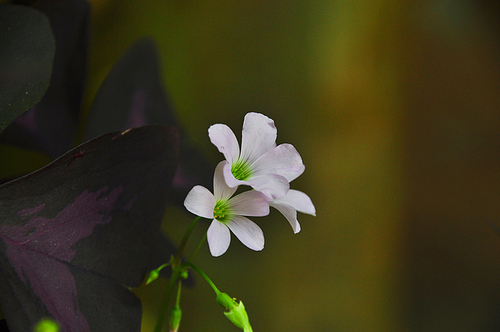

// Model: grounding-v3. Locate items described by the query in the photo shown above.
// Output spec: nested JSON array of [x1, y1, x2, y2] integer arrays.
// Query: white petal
[[269, 201, 301, 233], [207, 220, 231, 257], [253, 144, 304, 182], [285, 164, 305, 182], [240, 113, 277, 165], [276, 189, 316, 216], [228, 190, 270, 217], [222, 161, 247, 188], [213, 161, 237, 200], [184, 186, 216, 219], [249, 173, 290, 200], [226, 216, 264, 251], [208, 124, 240, 165]]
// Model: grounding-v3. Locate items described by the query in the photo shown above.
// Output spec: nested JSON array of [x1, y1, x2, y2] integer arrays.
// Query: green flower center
[[231, 159, 253, 181], [214, 201, 232, 223]]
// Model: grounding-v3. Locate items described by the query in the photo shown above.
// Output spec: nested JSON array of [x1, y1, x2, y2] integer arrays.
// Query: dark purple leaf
[[82, 37, 214, 207], [0, 319, 7, 331], [0, 4, 55, 132], [82, 38, 177, 139], [0, 125, 179, 332], [0, 0, 90, 158]]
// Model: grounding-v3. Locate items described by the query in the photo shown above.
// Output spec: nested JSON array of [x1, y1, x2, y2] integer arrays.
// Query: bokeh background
[[15, 0, 500, 331]]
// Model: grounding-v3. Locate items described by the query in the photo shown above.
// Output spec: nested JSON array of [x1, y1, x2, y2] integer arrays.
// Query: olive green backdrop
[[67, 0, 500, 331]]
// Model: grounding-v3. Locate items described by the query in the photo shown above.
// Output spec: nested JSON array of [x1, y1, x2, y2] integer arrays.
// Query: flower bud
[[145, 262, 169, 285], [216, 293, 253, 332], [179, 269, 189, 280], [33, 318, 60, 332], [169, 305, 182, 332], [216, 292, 237, 310]]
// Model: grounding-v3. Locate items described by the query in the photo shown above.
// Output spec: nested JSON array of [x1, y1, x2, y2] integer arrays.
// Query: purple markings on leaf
[[17, 204, 46, 218], [0, 186, 122, 331]]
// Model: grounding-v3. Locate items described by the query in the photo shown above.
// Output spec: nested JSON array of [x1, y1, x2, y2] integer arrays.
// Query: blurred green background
[[12, 0, 500, 331]]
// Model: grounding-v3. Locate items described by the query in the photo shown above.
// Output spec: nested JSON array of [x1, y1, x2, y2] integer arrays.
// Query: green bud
[[33, 318, 60, 332], [146, 262, 169, 285], [169, 305, 182, 332], [216, 293, 253, 332], [179, 269, 189, 280], [216, 292, 237, 310]]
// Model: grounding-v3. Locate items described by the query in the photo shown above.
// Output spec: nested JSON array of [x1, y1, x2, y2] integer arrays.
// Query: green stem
[[182, 262, 220, 295], [154, 216, 201, 332], [188, 232, 207, 263], [173, 216, 200, 267], [168, 280, 183, 332], [153, 270, 179, 332], [175, 280, 182, 307]]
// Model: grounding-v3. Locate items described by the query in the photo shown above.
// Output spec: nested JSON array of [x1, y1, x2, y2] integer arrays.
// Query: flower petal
[[208, 123, 240, 165], [222, 161, 247, 188], [183, 185, 216, 219], [253, 144, 304, 182], [276, 189, 316, 215], [226, 216, 264, 251], [284, 164, 305, 182], [240, 113, 277, 165], [207, 220, 231, 257], [269, 201, 301, 233], [214, 161, 237, 200], [229, 191, 270, 217], [249, 173, 290, 200]]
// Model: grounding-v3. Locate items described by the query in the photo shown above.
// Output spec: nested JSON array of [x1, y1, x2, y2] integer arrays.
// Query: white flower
[[184, 162, 269, 257], [208, 112, 305, 200], [269, 189, 316, 234]]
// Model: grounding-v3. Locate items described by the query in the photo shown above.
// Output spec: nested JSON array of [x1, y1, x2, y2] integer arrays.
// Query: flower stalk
[[153, 216, 199, 332], [184, 262, 253, 332], [168, 281, 183, 332]]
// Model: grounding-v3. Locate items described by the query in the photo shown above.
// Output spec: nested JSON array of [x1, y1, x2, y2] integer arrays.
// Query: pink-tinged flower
[[269, 189, 316, 234], [208, 112, 305, 200], [184, 162, 269, 257]]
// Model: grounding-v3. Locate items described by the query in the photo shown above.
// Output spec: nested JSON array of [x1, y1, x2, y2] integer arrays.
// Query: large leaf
[[0, 125, 179, 332], [83, 38, 214, 206], [82, 38, 177, 139], [0, 0, 90, 158], [0, 4, 55, 132]]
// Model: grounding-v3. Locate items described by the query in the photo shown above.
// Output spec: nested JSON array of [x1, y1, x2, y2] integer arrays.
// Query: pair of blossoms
[[184, 112, 315, 257]]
